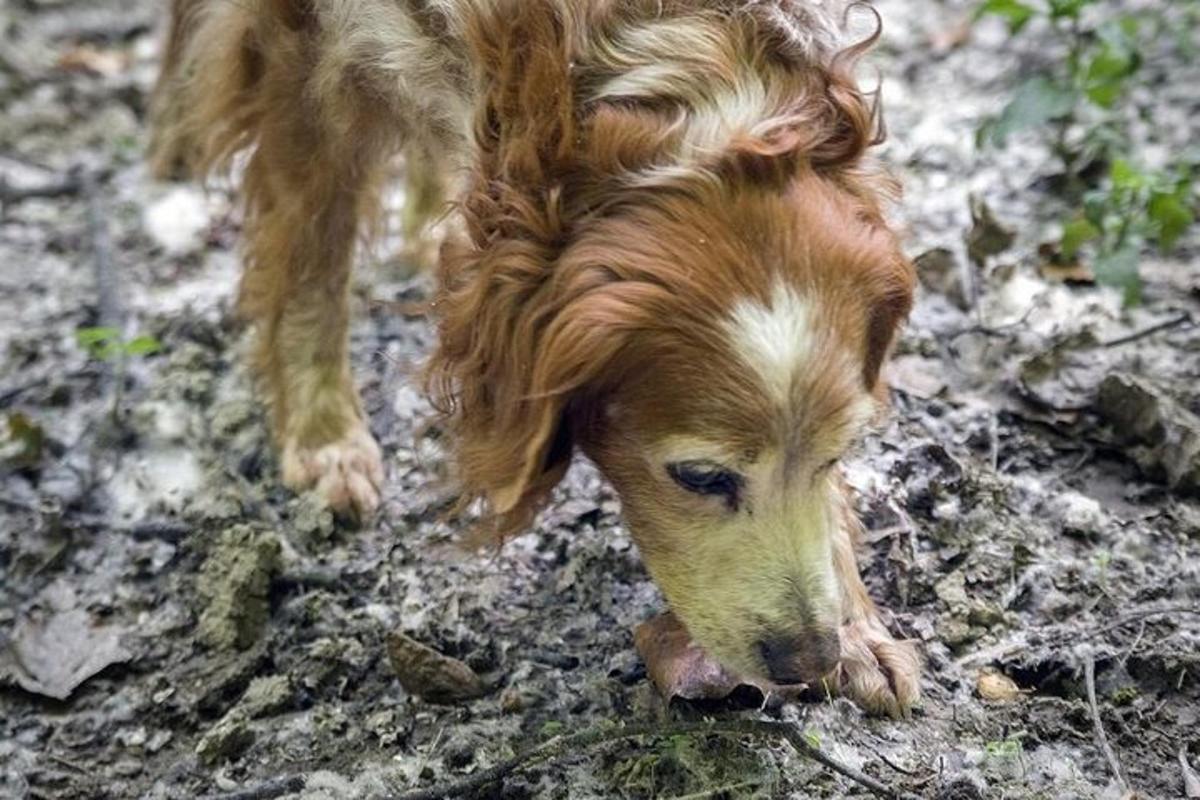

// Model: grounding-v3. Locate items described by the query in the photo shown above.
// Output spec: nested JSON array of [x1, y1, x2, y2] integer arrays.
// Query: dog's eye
[[667, 461, 744, 508]]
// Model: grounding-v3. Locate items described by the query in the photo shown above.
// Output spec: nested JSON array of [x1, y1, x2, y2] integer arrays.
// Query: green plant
[[75, 326, 161, 423], [76, 326, 161, 360], [975, 0, 1198, 304]]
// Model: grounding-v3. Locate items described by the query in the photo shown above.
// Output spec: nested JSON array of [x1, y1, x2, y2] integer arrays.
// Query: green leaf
[[1148, 191, 1194, 251], [123, 335, 162, 357], [1110, 159, 1144, 191], [982, 77, 1078, 147], [1093, 244, 1142, 306], [75, 326, 122, 360], [1048, 0, 1097, 19], [1082, 190, 1109, 229], [1062, 217, 1101, 258], [976, 0, 1036, 33], [1082, 30, 1139, 108]]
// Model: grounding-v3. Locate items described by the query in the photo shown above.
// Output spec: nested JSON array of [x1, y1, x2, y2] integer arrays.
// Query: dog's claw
[[836, 618, 921, 718], [281, 424, 384, 522]]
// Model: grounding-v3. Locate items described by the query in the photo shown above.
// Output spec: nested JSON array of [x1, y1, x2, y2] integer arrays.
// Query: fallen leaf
[[1096, 373, 1200, 495], [1018, 331, 1105, 413], [1, 412, 44, 469], [7, 606, 131, 700], [928, 15, 973, 54], [1038, 242, 1096, 285], [1181, 747, 1200, 798], [386, 631, 485, 704], [967, 196, 1017, 266], [57, 45, 129, 77], [887, 355, 948, 400], [634, 612, 804, 703], [977, 670, 1022, 702], [914, 247, 971, 310]]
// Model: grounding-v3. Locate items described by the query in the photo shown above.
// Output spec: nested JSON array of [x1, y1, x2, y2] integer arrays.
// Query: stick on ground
[[1084, 654, 1128, 793]]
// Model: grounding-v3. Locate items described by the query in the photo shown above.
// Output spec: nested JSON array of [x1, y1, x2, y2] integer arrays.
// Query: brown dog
[[151, 0, 919, 716]]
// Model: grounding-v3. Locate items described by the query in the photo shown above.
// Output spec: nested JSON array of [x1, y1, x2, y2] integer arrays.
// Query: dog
[[150, 0, 919, 717]]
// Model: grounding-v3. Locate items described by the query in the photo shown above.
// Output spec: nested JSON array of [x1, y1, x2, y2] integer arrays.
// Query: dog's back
[[149, 0, 475, 182]]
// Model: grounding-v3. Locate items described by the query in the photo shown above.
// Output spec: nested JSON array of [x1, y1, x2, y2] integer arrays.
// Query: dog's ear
[[862, 252, 915, 391], [426, 1, 590, 541]]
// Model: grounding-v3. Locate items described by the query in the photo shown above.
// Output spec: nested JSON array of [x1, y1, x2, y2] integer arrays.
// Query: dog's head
[[427, 1, 913, 685]]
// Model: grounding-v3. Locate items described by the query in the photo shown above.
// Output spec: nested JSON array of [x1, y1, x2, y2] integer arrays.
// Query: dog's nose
[[758, 628, 841, 685]]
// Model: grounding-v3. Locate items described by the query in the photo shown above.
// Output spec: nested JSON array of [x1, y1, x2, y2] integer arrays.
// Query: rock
[[238, 674, 292, 719], [386, 631, 485, 704], [195, 709, 254, 765], [196, 526, 282, 650], [1096, 373, 1200, 495], [4, 583, 132, 701], [143, 186, 210, 255], [977, 671, 1022, 702]]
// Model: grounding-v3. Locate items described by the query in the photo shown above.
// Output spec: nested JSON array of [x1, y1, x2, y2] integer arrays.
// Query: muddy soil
[[1, 1, 1198, 798]]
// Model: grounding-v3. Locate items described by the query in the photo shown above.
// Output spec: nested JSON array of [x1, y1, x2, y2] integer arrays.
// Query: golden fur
[[152, 0, 919, 716]]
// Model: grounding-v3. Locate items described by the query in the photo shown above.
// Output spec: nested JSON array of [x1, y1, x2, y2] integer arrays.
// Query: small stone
[[195, 710, 254, 765], [977, 671, 1022, 702], [967, 602, 1006, 629], [238, 674, 292, 719]]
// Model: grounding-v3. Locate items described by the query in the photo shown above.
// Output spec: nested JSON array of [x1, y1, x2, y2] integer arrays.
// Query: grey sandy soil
[[1, 1, 1198, 798]]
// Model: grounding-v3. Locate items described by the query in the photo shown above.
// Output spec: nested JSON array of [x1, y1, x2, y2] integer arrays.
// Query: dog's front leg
[[238, 97, 394, 522], [832, 494, 921, 717]]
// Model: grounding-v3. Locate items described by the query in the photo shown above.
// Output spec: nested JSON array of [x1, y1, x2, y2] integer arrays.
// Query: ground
[[1, 1, 1198, 798]]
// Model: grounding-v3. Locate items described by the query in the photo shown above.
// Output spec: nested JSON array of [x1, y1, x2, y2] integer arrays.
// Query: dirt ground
[[2, 1, 1198, 798]]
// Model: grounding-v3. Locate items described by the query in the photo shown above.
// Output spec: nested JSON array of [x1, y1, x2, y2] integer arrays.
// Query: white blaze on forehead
[[724, 282, 819, 407]]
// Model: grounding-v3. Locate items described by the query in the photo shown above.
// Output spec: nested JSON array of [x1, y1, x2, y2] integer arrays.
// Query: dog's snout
[[758, 628, 840, 685]]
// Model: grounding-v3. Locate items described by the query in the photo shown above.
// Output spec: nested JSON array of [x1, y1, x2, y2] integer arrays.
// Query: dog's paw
[[281, 424, 384, 522], [836, 618, 921, 718]]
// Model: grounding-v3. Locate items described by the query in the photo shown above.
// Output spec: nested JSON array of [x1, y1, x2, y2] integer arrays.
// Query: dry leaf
[[634, 612, 804, 703], [977, 670, 1022, 702], [929, 15, 973, 54], [7, 607, 131, 700], [1181, 747, 1200, 798], [1038, 242, 1096, 285], [57, 45, 129, 77], [386, 630, 485, 704], [967, 196, 1016, 266], [887, 355, 948, 399]]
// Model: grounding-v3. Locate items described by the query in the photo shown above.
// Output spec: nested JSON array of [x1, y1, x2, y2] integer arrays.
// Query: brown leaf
[[1038, 242, 1096, 285], [887, 355, 948, 400], [1181, 747, 1200, 798], [386, 631, 485, 704], [7, 606, 131, 700], [634, 612, 803, 703], [976, 670, 1022, 702], [57, 45, 129, 77], [967, 196, 1016, 266], [1, 412, 44, 469], [928, 15, 973, 54]]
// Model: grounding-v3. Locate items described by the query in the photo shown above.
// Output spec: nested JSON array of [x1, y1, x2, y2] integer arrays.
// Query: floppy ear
[[425, 0, 589, 540], [862, 253, 915, 391]]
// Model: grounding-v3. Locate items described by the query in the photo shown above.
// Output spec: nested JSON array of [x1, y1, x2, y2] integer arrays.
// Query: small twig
[[1102, 313, 1194, 348], [1089, 604, 1200, 638], [386, 719, 917, 800], [0, 172, 85, 209], [199, 775, 306, 800], [1084, 654, 1128, 792], [956, 604, 1200, 668]]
